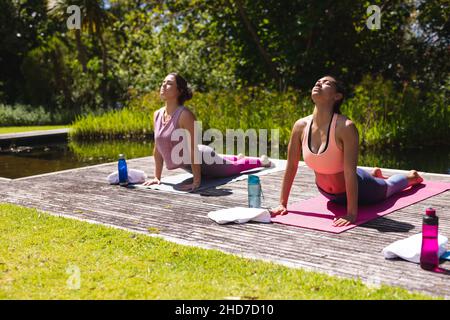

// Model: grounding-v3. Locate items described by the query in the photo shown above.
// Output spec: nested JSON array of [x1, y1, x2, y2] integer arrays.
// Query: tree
[[0, 0, 54, 104], [22, 35, 73, 117], [47, 0, 114, 107], [1, 0, 448, 119]]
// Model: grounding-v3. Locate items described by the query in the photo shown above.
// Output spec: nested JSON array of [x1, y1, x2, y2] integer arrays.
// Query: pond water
[[0, 140, 154, 179], [0, 139, 448, 179]]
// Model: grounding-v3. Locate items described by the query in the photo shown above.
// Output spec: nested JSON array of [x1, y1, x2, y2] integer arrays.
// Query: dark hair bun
[[180, 86, 193, 103]]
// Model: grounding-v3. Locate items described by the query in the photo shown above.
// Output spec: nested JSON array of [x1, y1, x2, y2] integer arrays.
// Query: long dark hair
[[168, 72, 193, 105], [324, 75, 345, 114]]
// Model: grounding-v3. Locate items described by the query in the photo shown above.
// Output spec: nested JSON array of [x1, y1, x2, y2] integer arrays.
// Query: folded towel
[[208, 207, 271, 224], [382, 233, 448, 263], [107, 169, 147, 184]]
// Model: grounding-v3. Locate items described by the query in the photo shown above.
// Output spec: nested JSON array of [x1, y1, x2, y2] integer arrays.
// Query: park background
[[0, 0, 448, 173], [1, 0, 450, 301]]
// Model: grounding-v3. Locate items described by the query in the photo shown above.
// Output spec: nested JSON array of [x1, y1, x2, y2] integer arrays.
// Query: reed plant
[[70, 76, 449, 149], [70, 108, 153, 140]]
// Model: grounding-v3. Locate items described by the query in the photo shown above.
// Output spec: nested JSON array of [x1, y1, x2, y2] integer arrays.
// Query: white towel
[[208, 207, 271, 224], [107, 169, 147, 184], [382, 233, 448, 263]]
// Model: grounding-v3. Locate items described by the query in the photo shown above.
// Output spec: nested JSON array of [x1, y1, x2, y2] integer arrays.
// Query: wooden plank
[[0, 128, 71, 148]]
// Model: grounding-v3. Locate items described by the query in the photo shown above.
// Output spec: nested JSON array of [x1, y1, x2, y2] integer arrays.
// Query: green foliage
[[0, 0, 54, 104], [71, 75, 449, 150], [71, 87, 309, 146], [70, 108, 153, 140], [416, 0, 450, 46], [187, 87, 308, 147], [0, 0, 448, 150], [108, 0, 238, 96], [342, 75, 449, 147], [0, 204, 434, 299], [0, 104, 71, 126], [21, 35, 74, 114]]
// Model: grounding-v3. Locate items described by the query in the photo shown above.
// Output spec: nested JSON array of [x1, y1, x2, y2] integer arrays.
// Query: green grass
[[0, 203, 435, 300], [70, 108, 153, 140], [0, 125, 70, 134]]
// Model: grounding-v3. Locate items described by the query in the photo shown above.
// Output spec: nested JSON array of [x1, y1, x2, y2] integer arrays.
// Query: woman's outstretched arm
[[178, 109, 201, 191], [153, 145, 164, 180], [143, 111, 164, 186], [333, 119, 359, 227], [271, 119, 305, 216]]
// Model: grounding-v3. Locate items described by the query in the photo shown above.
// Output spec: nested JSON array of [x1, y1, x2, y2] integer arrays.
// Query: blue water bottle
[[248, 175, 262, 208], [118, 154, 128, 186]]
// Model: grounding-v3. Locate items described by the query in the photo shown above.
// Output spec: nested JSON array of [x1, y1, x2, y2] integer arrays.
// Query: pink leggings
[[181, 145, 264, 178]]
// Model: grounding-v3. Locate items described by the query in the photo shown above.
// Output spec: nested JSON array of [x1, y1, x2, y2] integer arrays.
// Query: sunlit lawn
[[0, 203, 436, 300]]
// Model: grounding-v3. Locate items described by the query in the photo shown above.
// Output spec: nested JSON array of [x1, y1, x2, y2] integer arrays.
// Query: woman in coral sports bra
[[270, 75, 423, 227]]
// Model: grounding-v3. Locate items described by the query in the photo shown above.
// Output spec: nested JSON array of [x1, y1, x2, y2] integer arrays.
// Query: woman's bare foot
[[406, 170, 424, 186], [260, 155, 272, 167], [371, 167, 388, 179]]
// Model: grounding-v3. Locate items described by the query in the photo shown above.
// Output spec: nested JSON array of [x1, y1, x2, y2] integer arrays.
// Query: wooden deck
[[0, 128, 70, 148], [1, 156, 449, 298]]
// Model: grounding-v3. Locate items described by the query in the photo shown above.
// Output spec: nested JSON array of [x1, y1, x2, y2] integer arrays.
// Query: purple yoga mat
[[271, 181, 450, 234]]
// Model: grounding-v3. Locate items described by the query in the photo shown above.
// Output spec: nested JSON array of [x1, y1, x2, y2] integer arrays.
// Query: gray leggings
[[181, 145, 264, 178], [319, 168, 409, 205]]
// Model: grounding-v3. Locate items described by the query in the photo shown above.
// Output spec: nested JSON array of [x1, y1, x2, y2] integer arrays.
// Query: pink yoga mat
[[271, 181, 450, 234]]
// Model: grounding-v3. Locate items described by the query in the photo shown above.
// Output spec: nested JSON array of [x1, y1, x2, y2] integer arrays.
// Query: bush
[[0, 103, 72, 126], [70, 107, 153, 140], [342, 75, 449, 148], [72, 88, 309, 146], [70, 75, 449, 150]]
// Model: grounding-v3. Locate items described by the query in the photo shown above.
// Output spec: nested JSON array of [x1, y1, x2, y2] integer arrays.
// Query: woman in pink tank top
[[142, 73, 271, 192], [270, 75, 424, 227]]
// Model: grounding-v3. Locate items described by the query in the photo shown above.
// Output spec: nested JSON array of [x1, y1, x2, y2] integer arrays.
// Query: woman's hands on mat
[[333, 212, 357, 227], [177, 177, 201, 192], [271, 204, 357, 227], [142, 177, 161, 186], [269, 204, 288, 217]]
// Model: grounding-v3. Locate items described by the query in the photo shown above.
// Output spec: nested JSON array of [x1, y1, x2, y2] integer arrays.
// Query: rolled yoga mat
[[271, 180, 450, 234]]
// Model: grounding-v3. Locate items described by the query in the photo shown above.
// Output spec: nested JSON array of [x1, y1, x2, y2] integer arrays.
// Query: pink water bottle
[[420, 208, 439, 271]]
